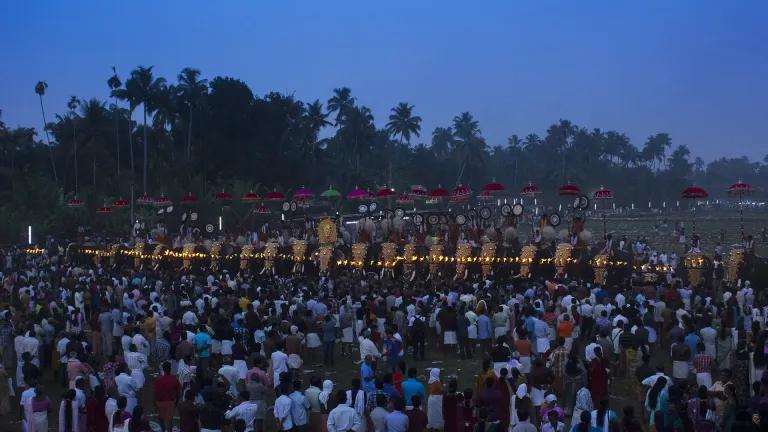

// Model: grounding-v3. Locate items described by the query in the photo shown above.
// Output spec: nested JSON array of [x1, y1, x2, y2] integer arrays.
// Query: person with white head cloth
[[318, 379, 335, 429], [426, 368, 444, 429], [510, 382, 530, 428]]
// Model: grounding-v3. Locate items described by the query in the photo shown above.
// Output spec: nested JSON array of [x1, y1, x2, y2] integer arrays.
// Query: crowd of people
[[0, 235, 767, 432]]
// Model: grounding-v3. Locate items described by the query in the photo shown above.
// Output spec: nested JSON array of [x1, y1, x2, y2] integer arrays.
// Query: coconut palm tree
[[34, 81, 58, 183], [303, 100, 331, 183], [326, 87, 355, 125], [66, 96, 80, 194], [452, 112, 486, 184], [385, 102, 422, 186], [107, 67, 122, 175], [176, 67, 208, 159], [126, 65, 166, 193], [338, 105, 375, 175], [430, 127, 453, 160], [111, 75, 140, 178]]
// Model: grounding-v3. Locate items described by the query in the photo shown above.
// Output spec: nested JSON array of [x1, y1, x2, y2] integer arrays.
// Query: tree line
[[0, 65, 766, 242]]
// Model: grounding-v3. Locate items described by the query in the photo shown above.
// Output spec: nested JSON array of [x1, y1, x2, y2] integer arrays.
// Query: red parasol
[[593, 187, 614, 200], [476, 190, 496, 201], [728, 180, 753, 195], [429, 186, 450, 199], [347, 187, 370, 200], [136, 193, 153, 206], [241, 191, 261, 202], [293, 187, 314, 200], [112, 197, 129, 209], [409, 185, 428, 200], [254, 204, 271, 214], [180, 192, 199, 205], [96, 205, 113, 214], [153, 194, 172, 207], [395, 194, 414, 204], [451, 184, 472, 201], [521, 181, 541, 197], [375, 186, 396, 198], [66, 197, 84, 208], [681, 186, 708, 199], [264, 190, 286, 201], [558, 182, 581, 196], [215, 190, 233, 202], [482, 181, 505, 194]]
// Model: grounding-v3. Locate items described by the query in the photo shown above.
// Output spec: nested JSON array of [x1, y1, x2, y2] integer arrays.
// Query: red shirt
[[154, 374, 181, 402]]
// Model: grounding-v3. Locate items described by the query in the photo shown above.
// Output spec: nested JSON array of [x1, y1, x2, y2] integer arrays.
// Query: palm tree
[[338, 105, 375, 175], [303, 100, 331, 183], [67, 96, 80, 194], [385, 102, 422, 186], [107, 67, 122, 175], [111, 75, 141, 178], [126, 66, 166, 193], [78, 98, 110, 186], [176, 67, 208, 159], [452, 112, 486, 184], [326, 87, 355, 125], [34, 81, 58, 183], [642, 133, 672, 171], [431, 127, 453, 160]]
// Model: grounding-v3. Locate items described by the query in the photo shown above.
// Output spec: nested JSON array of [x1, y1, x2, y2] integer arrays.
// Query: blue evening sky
[[1, 0, 766, 161]]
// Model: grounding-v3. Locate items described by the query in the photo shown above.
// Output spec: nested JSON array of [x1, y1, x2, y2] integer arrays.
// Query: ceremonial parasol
[[428, 185, 450, 199], [682, 186, 708, 235], [153, 194, 172, 207], [112, 197, 129, 209], [293, 186, 314, 200], [264, 190, 286, 201], [241, 191, 261, 202], [476, 190, 496, 201], [254, 204, 271, 215], [521, 181, 541, 197], [558, 182, 581, 196], [451, 184, 472, 202], [593, 186, 614, 238], [215, 190, 233, 202], [136, 193, 153, 206], [96, 205, 113, 214], [320, 186, 341, 199], [66, 196, 84, 208], [375, 186, 396, 198], [409, 185, 428, 200], [482, 180, 505, 194], [395, 194, 413, 204], [728, 180, 754, 237], [180, 193, 199, 205], [347, 187, 370, 200]]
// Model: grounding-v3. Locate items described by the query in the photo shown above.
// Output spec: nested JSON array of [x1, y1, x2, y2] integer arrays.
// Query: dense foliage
[[1, 66, 767, 242]]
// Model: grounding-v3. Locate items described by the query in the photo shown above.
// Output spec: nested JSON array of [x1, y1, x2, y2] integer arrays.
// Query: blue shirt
[[193, 331, 211, 358], [401, 378, 425, 407], [477, 314, 492, 340], [361, 362, 376, 394], [288, 390, 310, 426], [684, 333, 701, 360], [384, 410, 409, 432]]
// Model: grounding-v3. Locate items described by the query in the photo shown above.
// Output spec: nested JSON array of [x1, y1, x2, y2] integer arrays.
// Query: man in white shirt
[[115, 365, 139, 412], [181, 307, 198, 327], [56, 332, 71, 387], [218, 357, 241, 397], [271, 342, 288, 389], [225, 390, 260, 432], [274, 383, 294, 431], [358, 330, 381, 364], [327, 390, 361, 432]]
